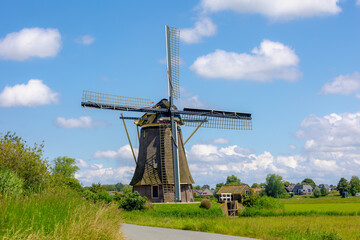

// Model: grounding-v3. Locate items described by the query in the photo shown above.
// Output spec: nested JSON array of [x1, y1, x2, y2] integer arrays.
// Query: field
[[121, 197, 360, 240], [0, 190, 123, 239]]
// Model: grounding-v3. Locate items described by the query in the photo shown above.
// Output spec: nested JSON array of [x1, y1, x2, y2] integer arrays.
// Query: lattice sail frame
[[82, 90, 154, 108], [181, 114, 252, 130], [167, 26, 180, 99]]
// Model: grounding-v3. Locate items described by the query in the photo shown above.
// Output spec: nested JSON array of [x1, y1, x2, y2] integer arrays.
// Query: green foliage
[[243, 190, 260, 207], [242, 196, 284, 216], [251, 183, 260, 188], [193, 185, 201, 190], [283, 181, 290, 187], [200, 199, 211, 209], [264, 174, 286, 198], [337, 178, 349, 196], [0, 132, 49, 193], [202, 184, 210, 190], [213, 182, 224, 196], [226, 175, 241, 185], [94, 191, 113, 203], [82, 189, 95, 201], [118, 191, 147, 211], [313, 186, 321, 198], [0, 169, 24, 198], [350, 176, 360, 196], [52, 156, 79, 179], [301, 178, 316, 188], [86, 183, 107, 193], [321, 185, 329, 196]]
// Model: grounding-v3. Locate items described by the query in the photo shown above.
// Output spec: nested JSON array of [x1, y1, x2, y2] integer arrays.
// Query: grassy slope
[[122, 198, 360, 240], [0, 191, 123, 240]]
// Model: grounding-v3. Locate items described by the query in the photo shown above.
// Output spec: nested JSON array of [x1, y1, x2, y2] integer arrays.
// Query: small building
[[251, 188, 263, 194], [318, 184, 330, 193], [200, 188, 214, 197], [293, 184, 313, 195], [194, 189, 203, 196], [217, 184, 250, 203], [286, 184, 295, 194]]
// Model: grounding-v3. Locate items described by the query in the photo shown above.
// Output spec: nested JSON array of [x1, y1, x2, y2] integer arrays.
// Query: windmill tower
[[81, 26, 252, 203]]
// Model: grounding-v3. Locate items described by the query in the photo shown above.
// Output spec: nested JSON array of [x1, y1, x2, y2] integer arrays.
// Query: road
[[121, 223, 258, 240]]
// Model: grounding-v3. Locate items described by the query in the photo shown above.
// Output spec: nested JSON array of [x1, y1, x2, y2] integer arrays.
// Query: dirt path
[[121, 223, 258, 240]]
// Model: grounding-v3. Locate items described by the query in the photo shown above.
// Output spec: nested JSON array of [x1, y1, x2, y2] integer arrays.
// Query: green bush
[[94, 191, 113, 203], [243, 191, 260, 207], [0, 169, 24, 198], [118, 191, 147, 211], [200, 199, 211, 209], [313, 187, 321, 198], [82, 189, 95, 201]]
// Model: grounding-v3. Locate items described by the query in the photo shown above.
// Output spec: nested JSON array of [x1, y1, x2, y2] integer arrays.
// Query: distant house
[[217, 184, 250, 202], [194, 189, 203, 196], [318, 184, 330, 193], [293, 185, 313, 195], [250, 188, 263, 194], [200, 188, 213, 197], [286, 184, 295, 194]]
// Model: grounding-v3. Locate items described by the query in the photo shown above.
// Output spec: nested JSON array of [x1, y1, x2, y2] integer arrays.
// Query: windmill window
[[152, 185, 159, 198]]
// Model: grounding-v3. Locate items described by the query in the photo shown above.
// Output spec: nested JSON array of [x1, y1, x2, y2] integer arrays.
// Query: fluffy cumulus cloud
[[321, 72, 360, 97], [180, 17, 217, 44], [0, 79, 59, 107], [0, 28, 61, 61], [190, 39, 301, 82], [93, 145, 138, 160], [75, 159, 135, 185], [76, 35, 95, 45], [200, 0, 341, 20], [187, 109, 360, 186], [54, 116, 108, 129]]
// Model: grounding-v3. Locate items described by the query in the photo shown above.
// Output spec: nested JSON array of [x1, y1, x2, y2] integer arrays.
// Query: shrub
[[94, 191, 113, 203], [243, 191, 259, 207], [0, 169, 24, 198], [118, 191, 147, 211], [313, 186, 321, 198], [82, 189, 95, 201], [255, 196, 284, 210], [200, 198, 211, 209]]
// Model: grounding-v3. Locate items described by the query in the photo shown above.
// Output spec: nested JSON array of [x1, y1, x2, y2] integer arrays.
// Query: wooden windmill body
[[81, 26, 252, 203]]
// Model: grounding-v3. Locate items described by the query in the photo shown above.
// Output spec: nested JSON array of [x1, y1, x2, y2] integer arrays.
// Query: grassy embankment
[[0, 190, 123, 240], [122, 197, 360, 240]]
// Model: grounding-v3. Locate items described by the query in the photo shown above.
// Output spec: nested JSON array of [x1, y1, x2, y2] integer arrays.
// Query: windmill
[[81, 26, 252, 203]]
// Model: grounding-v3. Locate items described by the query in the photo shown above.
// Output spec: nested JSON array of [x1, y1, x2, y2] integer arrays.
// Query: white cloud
[[0, 28, 61, 61], [277, 155, 305, 168], [321, 72, 360, 96], [200, 0, 341, 20], [0, 79, 59, 107], [93, 145, 138, 160], [357, 0, 360, 6], [54, 116, 108, 129], [176, 87, 208, 109], [190, 39, 301, 82], [211, 138, 230, 145], [76, 35, 95, 45], [289, 144, 297, 150], [180, 17, 217, 44], [75, 159, 135, 185]]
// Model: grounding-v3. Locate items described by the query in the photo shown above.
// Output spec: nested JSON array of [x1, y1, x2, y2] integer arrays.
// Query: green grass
[[122, 198, 360, 240], [0, 190, 123, 239]]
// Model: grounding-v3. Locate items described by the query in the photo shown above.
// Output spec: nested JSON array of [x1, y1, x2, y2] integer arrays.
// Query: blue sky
[[1, 0, 359, 187]]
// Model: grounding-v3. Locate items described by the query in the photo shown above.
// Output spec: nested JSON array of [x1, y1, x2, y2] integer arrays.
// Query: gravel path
[[121, 223, 258, 240]]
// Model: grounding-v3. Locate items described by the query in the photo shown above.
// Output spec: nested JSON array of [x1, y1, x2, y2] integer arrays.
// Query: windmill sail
[[166, 26, 180, 100]]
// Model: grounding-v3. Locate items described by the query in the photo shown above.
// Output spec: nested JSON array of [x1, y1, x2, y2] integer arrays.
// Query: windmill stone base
[[133, 184, 194, 203]]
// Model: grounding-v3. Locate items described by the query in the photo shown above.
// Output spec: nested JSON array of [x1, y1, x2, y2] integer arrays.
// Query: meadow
[[0, 190, 123, 240], [121, 197, 360, 240]]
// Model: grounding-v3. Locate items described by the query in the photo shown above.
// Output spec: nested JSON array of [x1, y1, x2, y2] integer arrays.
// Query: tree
[[52, 156, 79, 179], [193, 185, 201, 190], [301, 178, 316, 188], [213, 182, 224, 196], [320, 185, 328, 196], [350, 176, 360, 196], [264, 174, 286, 198], [283, 181, 290, 187], [0, 132, 49, 192], [337, 178, 349, 196], [202, 184, 210, 190], [251, 183, 260, 188], [313, 186, 321, 198], [226, 175, 241, 185]]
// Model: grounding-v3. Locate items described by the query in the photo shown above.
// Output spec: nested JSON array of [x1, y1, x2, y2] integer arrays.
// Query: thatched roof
[[217, 184, 250, 195], [130, 125, 194, 186]]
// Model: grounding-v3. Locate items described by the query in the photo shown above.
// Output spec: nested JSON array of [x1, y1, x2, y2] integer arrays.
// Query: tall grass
[[0, 190, 123, 239]]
